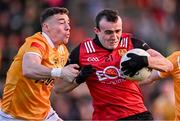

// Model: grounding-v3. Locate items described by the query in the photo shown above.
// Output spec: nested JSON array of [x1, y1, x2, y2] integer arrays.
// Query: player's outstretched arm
[[54, 78, 79, 93], [22, 53, 80, 81], [146, 49, 173, 72], [22, 53, 52, 80], [54, 65, 95, 93]]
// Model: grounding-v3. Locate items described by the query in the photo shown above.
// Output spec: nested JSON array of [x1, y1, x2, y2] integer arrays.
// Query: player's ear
[[94, 27, 100, 34], [42, 22, 49, 32]]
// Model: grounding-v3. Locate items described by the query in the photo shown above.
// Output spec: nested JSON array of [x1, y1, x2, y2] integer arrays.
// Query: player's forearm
[[146, 49, 173, 72], [54, 79, 79, 93], [148, 56, 173, 72]]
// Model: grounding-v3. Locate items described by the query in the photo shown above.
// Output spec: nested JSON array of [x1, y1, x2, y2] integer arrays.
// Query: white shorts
[[0, 107, 62, 121]]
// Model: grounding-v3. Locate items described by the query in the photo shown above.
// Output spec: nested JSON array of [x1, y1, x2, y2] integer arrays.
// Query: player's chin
[[62, 38, 69, 44], [109, 44, 118, 49]]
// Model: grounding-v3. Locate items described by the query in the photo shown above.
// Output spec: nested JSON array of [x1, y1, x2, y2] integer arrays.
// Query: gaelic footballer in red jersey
[[69, 33, 151, 120], [58, 9, 172, 120]]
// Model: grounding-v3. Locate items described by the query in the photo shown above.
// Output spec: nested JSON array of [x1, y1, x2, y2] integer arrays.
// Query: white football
[[120, 48, 152, 81]]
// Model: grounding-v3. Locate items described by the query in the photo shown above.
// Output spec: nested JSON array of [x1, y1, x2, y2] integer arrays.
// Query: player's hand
[[121, 53, 148, 77], [61, 64, 80, 82], [75, 65, 95, 84]]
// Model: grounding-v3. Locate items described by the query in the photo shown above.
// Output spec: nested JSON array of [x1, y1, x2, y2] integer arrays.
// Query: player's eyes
[[59, 21, 65, 24], [59, 21, 70, 25], [104, 30, 113, 35], [104, 30, 121, 35], [115, 30, 121, 33]]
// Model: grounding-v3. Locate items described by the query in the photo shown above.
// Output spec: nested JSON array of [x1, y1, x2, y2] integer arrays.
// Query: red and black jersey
[[69, 33, 150, 120]]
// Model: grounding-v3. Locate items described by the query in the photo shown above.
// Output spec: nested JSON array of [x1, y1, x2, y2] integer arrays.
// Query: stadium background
[[0, 0, 179, 120]]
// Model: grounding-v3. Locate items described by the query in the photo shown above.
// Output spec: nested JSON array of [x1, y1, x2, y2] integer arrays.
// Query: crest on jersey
[[118, 49, 127, 56]]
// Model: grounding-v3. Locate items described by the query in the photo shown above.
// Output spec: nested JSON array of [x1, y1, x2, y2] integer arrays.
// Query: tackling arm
[[53, 65, 94, 93], [22, 53, 52, 80], [54, 78, 79, 93], [22, 53, 80, 82], [53, 44, 94, 93], [121, 38, 173, 77], [146, 49, 173, 72]]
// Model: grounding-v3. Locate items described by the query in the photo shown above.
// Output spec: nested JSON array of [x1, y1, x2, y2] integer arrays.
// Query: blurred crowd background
[[0, 0, 179, 120]]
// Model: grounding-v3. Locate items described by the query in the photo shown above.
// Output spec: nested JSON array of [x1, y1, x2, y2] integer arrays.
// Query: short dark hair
[[40, 7, 69, 25], [95, 9, 119, 29]]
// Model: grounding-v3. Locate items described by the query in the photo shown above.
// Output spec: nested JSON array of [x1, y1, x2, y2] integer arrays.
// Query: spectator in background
[[0, 33, 5, 71], [152, 79, 175, 120], [0, 7, 79, 121]]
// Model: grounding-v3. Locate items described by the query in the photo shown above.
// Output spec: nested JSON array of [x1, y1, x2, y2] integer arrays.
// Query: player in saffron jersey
[[0, 7, 80, 121], [54, 9, 173, 120], [140, 51, 180, 120]]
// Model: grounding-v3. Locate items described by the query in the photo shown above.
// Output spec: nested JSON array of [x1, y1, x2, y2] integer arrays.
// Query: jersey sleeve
[[26, 40, 46, 58], [68, 44, 80, 65], [131, 38, 150, 50]]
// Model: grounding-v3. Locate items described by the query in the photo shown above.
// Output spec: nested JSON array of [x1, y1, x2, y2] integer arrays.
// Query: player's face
[[94, 17, 122, 50], [44, 13, 70, 45]]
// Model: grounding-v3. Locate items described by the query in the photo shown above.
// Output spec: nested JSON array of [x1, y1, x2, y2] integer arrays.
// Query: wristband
[[51, 68, 62, 77]]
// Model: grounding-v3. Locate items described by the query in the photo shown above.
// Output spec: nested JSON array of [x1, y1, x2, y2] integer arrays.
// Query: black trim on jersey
[[68, 44, 80, 65], [131, 38, 150, 50]]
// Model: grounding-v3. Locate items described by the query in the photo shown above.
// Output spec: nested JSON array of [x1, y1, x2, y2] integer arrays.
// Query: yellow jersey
[[159, 51, 180, 120], [1, 32, 69, 120]]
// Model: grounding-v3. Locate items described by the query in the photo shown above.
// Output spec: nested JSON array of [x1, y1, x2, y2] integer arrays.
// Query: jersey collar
[[42, 32, 55, 48]]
